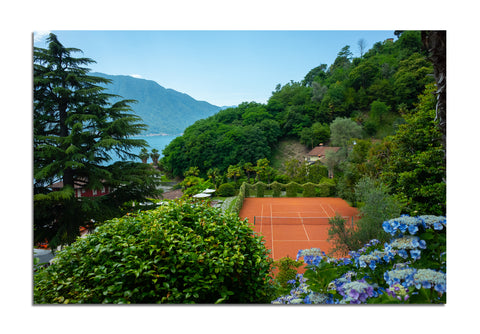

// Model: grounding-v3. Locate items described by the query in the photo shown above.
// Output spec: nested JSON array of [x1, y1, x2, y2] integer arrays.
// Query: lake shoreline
[[136, 132, 183, 137]]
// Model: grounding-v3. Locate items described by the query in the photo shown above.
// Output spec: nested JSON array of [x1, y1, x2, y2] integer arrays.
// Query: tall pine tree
[[34, 33, 161, 248]]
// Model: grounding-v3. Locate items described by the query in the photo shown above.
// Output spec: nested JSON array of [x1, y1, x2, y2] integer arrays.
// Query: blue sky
[[34, 30, 395, 106]]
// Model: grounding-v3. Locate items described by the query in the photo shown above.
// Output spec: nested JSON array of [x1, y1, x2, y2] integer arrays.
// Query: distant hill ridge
[[92, 72, 223, 135]]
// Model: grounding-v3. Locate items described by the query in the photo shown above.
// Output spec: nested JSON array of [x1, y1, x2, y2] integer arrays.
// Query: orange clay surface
[[239, 197, 359, 261]]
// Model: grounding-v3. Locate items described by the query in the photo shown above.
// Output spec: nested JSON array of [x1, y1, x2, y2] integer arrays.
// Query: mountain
[[92, 72, 222, 135]]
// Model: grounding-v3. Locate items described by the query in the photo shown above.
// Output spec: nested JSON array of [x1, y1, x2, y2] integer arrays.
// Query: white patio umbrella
[[193, 193, 211, 198]]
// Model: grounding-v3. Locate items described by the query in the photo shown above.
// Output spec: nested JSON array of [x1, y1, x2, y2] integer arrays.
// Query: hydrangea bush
[[272, 215, 446, 304]]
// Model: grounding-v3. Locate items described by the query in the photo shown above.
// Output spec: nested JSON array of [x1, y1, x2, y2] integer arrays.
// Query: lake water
[[109, 134, 179, 163]]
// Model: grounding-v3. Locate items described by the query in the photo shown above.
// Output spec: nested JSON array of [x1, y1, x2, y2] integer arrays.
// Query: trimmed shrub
[[217, 183, 236, 197], [302, 182, 316, 197], [271, 181, 283, 197], [233, 183, 246, 214], [316, 183, 331, 197], [286, 182, 299, 197], [34, 199, 274, 304], [256, 182, 266, 198], [244, 183, 250, 197]]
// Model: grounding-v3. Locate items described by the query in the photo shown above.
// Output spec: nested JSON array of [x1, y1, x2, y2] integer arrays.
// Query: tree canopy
[[161, 32, 434, 179], [34, 33, 161, 248]]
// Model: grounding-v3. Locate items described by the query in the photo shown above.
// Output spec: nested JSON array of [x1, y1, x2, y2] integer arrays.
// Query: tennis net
[[253, 216, 353, 226]]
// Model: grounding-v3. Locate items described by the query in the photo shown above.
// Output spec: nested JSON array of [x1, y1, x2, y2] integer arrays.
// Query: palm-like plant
[[150, 148, 160, 166], [139, 148, 149, 163]]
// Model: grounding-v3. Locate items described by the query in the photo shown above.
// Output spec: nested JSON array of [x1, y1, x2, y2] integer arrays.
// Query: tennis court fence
[[253, 216, 354, 226]]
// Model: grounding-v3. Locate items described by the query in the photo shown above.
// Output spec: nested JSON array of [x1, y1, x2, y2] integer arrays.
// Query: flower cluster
[[348, 239, 395, 270], [384, 267, 416, 287], [271, 273, 335, 304], [413, 269, 446, 293], [296, 248, 338, 265], [336, 279, 377, 304], [272, 274, 309, 304], [304, 292, 334, 304], [390, 235, 426, 250], [387, 284, 411, 302], [272, 215, 446, 304], [418, 215, 446, 231], [383, 215, 446, 236], [328, 271, 357, 291], [356, 249, 387, 270], [296, 248, 324, 266], [384, 267, 446, 294], [388, 235, 427, 260]]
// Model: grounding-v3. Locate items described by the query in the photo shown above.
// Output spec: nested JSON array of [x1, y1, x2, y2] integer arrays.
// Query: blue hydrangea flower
[[398, 249, 408, 259], [410, 249, 421, 260], [408, 224, 419, 235], [383, 221, 393, 234]]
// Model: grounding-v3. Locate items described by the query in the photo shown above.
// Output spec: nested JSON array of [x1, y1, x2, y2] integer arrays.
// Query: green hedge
[[34, 199, 273, 304], [271, 181, 282, 197], [233, 182, 247, 215], [302, 182, 316, 197], [286, 182, 300, 197], [238, 180, 335, 198], [256, 182, 266, 198]]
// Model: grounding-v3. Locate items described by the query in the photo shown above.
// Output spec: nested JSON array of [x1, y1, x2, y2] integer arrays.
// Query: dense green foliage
[[381, 83, 446, 215], [93, 72, 222, 135], [161, 102, 279, 177], [272, 257, 304, 298], [34, 34, 162, 248], [34, 199, 274, 304], [161, 31, 434, 180], [217, 183, 236, 197], [328, 177, 403, 255]]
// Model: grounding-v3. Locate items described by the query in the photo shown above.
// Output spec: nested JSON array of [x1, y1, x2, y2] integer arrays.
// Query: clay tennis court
[[239, 197, 359, 260]]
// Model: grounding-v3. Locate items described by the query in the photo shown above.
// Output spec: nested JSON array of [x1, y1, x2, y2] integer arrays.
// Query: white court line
[[260, 203, 264, 233], [276, 239, 328, 242], [299, 212, 310, 241], [270, 203, 274, 260], [319, 203, 330, 217], [327, 203, 338, 216]]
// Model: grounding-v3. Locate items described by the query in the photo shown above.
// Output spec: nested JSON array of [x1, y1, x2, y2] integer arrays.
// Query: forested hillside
[[93, 72, 222, 135], [160, 31, 445, 216]]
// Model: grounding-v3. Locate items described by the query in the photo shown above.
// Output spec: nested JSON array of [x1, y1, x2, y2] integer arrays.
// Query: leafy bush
[[274, 174, 290, 184], [272, 257, 304, 297], [34, 199, 274, 304], [327, 215, 356, 256], [273, 215, 446, 304], [217, 183, 236, 197], [181, 178, 214, 197], [353, 176, 403, 246], [306, 163, 328, 183]]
